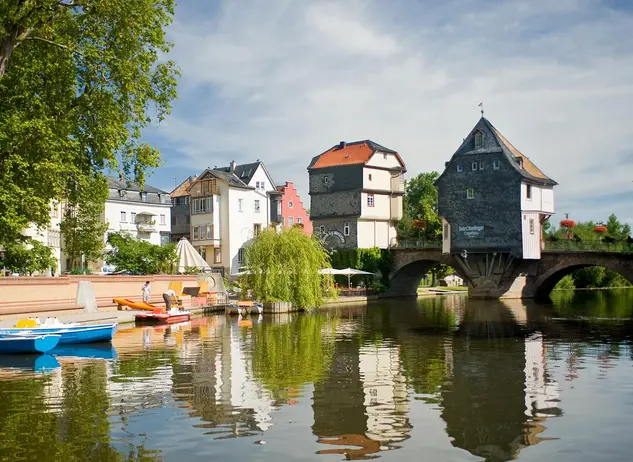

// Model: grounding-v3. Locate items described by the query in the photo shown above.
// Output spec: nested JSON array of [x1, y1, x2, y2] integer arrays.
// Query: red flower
[[560, 219, 576, 228], [413, 220, 427, 229], [593, 225, 607, 233]]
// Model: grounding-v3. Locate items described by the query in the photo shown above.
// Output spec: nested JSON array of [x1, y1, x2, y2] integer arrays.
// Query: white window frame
[[160, 214, 165, 225], [368, 173, 372, 181], [297, 217, 303, 224], [475, 131, 483, 149], [260, 181, 265, 190], [256, 181, 260, 189], [529, 218, 535, 235], [471, 162, 478, 171], [288, 201, 293, 208], [526, 184, 532, 200], [288, 217, 294, 226], [254, 200, 260, 213], [238, 248, 245, 263], [343, 222, 350, 236], [367, 193, 375, 207], [493, 160, 500, 170], [277, 202, 281, 214], [323, 177, 329, 184], [130, 212, 136, 223], [319, 225, 325, 234], [479, 161, 484, 170], [254, 223, 261, 236], [193, 226, 199, 240], [207, 224, 213, 240], [120, 211, 127, 222], [466, 188, 474, 199], [457, 164, 463, 172]]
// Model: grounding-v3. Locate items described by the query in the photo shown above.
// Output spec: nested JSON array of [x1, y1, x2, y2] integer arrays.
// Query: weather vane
[[478, 102, 484, 116]]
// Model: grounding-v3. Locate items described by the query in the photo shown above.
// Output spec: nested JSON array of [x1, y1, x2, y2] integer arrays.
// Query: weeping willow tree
[[243, 227, 335, 308]]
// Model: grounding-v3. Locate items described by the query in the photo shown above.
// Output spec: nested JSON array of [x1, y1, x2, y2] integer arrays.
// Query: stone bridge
[[386, 248, 633, 300]]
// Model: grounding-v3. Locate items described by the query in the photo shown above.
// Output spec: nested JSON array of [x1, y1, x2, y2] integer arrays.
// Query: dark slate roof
[[189, 168, 252, 189], [106, 176, 169, 194], [449, 117, 557, 185]]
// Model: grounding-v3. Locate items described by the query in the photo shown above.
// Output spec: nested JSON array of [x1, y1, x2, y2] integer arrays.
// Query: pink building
[[277, 182, 312, 236]]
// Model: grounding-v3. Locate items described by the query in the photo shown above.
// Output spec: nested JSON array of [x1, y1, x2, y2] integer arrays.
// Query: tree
[[0, 240, 56, 275], [60, 175, 108, 268], [0, 0, 179, 246], [243, 227, 335, 308], [605, 213, 631, 241], [403, 171, 441, 240], [105, 232, 176, 274]]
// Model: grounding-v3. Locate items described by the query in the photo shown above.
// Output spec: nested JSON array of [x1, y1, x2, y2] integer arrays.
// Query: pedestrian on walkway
[[163, 288, 177, 311], [141, 281, 151, 303]]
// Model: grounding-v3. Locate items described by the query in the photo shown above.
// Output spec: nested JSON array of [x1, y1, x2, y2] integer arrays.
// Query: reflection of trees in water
[[0, 361, 160, 460]]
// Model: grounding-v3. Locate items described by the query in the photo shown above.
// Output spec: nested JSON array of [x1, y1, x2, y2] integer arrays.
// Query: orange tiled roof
[[309, 140, 405, 170], [489, 126, 551, 181], [171, 177, 192, 198]]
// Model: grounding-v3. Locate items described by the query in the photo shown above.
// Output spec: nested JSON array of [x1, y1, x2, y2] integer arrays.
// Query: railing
[[543, 240, 633, 253], [136, 222, 157, 233], [392, 239, 442, 250]]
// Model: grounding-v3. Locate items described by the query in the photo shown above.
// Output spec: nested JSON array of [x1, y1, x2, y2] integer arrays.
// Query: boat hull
[[0, 323, 117, 345], [135, 313, 191, 325], [0, 335, 61, 354]]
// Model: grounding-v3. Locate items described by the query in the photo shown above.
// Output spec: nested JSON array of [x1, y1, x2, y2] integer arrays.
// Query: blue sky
[[145, 0, 633, 225]]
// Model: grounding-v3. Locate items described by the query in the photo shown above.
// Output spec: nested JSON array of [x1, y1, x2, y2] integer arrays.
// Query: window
[[457, 164, 463, 172], [193, 226, 199, 240], [472, 162, 478, 171], [288, 201, 293, 208], [526, 184, 532, 200], [238, 248, 245, 263], [474, 131, 483, 149], [238, 198, 243, 212], [383, 153, 388, 160], [160, 214, 166, 225], [368, 174, 372, 181], [172, 215, 177, 226], [444, 223, 449, 240], [120, 211, 127, 222], [254, 200, 260, 213], [343, 222, 350, 236], [254, 223, 261, 236], [529, 218, 535, 234], [207, 224, 213, 240], [277, 202, 281, 214], [192, 197, 212, 214], [367, 194, 375, 207], [479, 161, 484, 170], [260, 182, 265, 190], [466, 188, 474, 199], [256, 181, 261, 189], [323, 177, 329, 184], [198, 225, 205, 239], [297, 217, 303, 224], [131, 212, 136, 223], [141, 192, 148, 202], [119, 189, 126, 198], [493, 160, 500, 170], [288, 217, 294, 226], [214, 249, 221, 264]]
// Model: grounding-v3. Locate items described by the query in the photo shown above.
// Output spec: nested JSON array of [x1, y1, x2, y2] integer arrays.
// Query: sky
[[145, 0, 633, 225]]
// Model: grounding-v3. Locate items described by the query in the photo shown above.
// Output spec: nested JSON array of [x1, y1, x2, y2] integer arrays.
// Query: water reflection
[[0, 291, 631, 461]]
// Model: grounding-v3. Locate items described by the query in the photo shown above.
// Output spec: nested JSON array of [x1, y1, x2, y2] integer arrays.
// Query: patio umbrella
[[337, 267, 376, 288], [318, 268, 343, 275], [175, 237, 212, 273]]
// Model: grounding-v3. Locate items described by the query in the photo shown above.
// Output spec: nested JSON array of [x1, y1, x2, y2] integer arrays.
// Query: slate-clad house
[[436, 117, 557, 259], [308, 140, 406, 250]]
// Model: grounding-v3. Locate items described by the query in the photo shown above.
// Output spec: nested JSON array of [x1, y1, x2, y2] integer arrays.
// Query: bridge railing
[[543, 240, 633, 253], [392, 239, 442, 250]]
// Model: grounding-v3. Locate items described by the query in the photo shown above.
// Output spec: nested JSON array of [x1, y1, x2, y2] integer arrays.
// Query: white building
[[184, 161, 277, 275], [22, 202, 63, 275], [307, 140, 406, 250]]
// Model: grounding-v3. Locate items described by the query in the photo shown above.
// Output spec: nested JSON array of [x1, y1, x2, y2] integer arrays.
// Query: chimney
[[230, 160, 237, 172], [339, 141, 346, 149]]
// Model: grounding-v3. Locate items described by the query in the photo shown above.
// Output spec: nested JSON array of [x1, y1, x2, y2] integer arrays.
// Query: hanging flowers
[[413, 219, 428, 229], [560, 219, 576, 229], [593, 225, 607, 234]]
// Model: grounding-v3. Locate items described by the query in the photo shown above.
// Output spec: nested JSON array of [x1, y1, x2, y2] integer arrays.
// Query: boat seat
[[14, 319, 37, 328]]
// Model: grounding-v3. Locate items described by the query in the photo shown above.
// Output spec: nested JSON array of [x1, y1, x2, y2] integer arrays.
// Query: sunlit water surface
[[1, 290, 632, 461]]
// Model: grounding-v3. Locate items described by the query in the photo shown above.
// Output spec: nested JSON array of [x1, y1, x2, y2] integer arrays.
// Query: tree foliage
[[398, 171, 441, 240], [243, 227, 335, 308], [546, 213, 631, 243], [0, 0, 179, 246], [331, 247, 392, 288], [105, 232, 176, 274], [0, 240, 56, 275]]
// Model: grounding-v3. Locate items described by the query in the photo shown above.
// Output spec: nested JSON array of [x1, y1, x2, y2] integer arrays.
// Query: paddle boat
[[0, 354, 60, 372], [225, 300, 263, 316], [51, 344, 118, 360], [0, 318, 117, 345], [134, 308, 191, 325], [0, 334, 61, 354]]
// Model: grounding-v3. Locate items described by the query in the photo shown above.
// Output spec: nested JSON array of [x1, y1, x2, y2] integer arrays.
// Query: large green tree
[[400, 171, 441, 240], [0, 0, 179, 246], [105, 232, 176, 274], [0, 240, 56, 275]]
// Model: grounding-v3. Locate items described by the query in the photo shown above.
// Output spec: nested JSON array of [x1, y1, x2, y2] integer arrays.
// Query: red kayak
[[135, 309, 192, 325]]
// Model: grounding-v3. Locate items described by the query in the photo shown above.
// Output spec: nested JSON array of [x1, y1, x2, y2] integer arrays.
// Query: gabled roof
[[106, 176, 168, 194], [187, 168, 252, 191], [450, 117, 556, 185], [307, 140, 406, 170], [170, 175, 196, 198], [214, 160, 276, 189]]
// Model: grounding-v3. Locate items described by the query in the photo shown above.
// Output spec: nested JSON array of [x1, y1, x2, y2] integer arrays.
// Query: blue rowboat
[[0, 335, 61, 354], [0, 354, 60, 371], [51, 343, 118, 360], [0, 323, 117, 345]]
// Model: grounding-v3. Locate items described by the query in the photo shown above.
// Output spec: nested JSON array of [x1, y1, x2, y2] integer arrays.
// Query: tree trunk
[[0, 26, 20, 78]]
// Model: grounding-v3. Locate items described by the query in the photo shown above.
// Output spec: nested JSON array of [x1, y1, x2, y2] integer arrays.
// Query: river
[[1, 290, 632, 461]]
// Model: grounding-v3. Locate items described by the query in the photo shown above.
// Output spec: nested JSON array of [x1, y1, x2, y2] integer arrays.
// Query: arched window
[[474, 131, 483, 149]]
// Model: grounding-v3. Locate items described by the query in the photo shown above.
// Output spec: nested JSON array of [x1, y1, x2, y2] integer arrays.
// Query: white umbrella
[[318, 268, 343, 275], [175, 237, 212, 273], [337, 267, 376, 288]]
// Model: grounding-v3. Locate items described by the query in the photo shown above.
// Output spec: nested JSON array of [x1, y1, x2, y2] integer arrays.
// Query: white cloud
[[153, 0, 633, 224]]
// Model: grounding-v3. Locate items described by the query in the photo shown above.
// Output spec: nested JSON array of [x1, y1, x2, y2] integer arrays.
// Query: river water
[[1, 290, 633, 461]]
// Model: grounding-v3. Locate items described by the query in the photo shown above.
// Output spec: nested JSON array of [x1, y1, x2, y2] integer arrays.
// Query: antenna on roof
[[478, 102, 484, 117]]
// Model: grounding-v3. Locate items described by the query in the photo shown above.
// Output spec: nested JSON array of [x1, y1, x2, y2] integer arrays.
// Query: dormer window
[[474, 131, 483, 149]]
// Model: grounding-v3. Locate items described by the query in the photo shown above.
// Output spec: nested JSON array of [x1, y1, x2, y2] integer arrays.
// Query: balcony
[[136, 222, 157, 233]]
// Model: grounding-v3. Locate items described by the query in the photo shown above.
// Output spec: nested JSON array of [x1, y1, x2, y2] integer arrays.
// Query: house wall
[[521, 183, 554, 214], [365, 152, 402, 169], [313, 218, 358, 250], [310, 191, 361, 219], [228, 187, 259, 275], [309, 165, 364, 195], [357, 220, 392, 249], [170, 196, 190, 242], [280, 182, 312, 236], [437, 152, 523, 256], [521, 212, 542, 259], [362, 167, 392, 191], [104, 199, 171, 247]]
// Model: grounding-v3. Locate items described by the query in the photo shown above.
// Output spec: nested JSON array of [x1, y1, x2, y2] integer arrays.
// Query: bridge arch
[[533, 255, 633, 300], [388, 250, 466, 297]]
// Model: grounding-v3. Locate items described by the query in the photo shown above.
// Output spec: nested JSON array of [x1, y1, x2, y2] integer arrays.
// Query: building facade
[[170, 176, 195, 242], [436, 117, 556, 259], [186, 161, 277, 275], [276, 182, 312, 236], [308, 140, 406, 250]]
